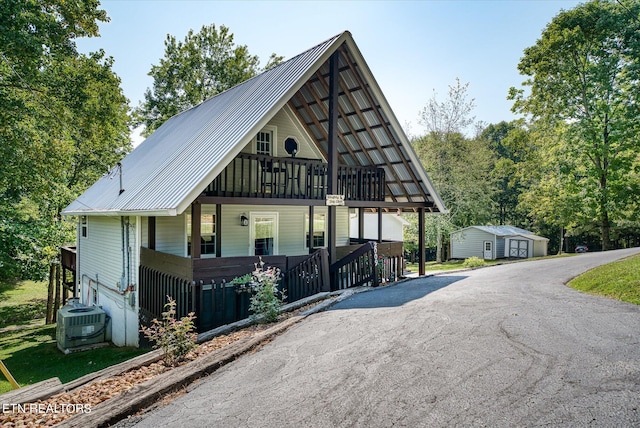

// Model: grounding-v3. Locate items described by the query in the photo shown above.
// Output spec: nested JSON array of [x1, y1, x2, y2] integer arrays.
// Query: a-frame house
[[63, 31, 446, 346]]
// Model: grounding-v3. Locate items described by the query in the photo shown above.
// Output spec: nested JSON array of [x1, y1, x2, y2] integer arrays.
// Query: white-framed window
[[80, 216, 88, 238], [255, 126, 277, 156], [305, 213, 326, 248], [187, 207, 216, 256]]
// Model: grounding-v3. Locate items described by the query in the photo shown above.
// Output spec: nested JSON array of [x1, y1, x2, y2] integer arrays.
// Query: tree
[[509, 0, 640, 250], [135, 24, 283, 136], [411, 79, 496, 261], [0, 1, 130, 280]]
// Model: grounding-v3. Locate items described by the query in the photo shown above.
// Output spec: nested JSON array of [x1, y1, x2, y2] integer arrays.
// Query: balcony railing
[[204, 153, 385, 201]]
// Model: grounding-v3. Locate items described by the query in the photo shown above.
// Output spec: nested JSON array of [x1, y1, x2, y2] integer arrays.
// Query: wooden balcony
[[204, 153, 385, 201]]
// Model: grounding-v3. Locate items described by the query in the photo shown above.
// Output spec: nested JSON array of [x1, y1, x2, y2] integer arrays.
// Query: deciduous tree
[[509, 0, 640, 250], [134, 24, 282, 136]]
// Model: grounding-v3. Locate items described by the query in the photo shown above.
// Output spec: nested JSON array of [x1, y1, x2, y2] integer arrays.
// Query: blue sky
[[77, 0, 581, 139]]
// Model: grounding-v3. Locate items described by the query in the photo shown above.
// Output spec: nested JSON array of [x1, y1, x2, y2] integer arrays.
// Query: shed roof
[[63, 31, 445, 216], [455, 226, 549, 241]]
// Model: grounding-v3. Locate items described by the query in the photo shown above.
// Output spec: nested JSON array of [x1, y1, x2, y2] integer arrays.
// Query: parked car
[[575, 245, 588, 253]]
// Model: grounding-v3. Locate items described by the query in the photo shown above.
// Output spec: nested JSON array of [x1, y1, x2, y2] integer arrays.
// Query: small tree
[[140, 296, 197, 366]]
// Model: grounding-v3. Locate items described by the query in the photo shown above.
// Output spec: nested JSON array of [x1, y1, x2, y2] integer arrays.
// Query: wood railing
[[282, 248, 330, 301], [139, 248, 332, 332], [330, 242, 379, 291], [204, 153, 385, 201]]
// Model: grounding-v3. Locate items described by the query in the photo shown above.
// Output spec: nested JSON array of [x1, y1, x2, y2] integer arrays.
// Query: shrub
[[462, 256, 486, 268], [140, 296, 197, 366], [234, 258, 286, 323]]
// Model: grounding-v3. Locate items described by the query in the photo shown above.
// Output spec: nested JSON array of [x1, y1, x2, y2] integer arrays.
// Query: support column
[[216, 204, 222, 257], [418, 208, 425, 276], [148, 216, 156, 250], [377, 208, 383, 243], [308, 206, 315, 254], [327, 50, 339, 265], [191, 202, 201, 259], [358, 207, 365, 243]]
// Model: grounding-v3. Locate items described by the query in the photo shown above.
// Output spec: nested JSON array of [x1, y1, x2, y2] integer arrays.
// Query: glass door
[[250, 213, 278, 256]]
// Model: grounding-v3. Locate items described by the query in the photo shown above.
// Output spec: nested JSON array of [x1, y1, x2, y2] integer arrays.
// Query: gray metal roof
[[63, 31, 445, 216], [466, 226, 549, 241]]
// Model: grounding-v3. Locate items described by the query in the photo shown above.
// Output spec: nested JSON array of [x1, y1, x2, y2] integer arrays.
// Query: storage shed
[[450, 226, 548, 260]]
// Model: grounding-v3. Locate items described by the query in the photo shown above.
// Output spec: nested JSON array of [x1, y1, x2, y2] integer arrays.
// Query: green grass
[[0, 279, 148, 394], [0, 280, 48, 328], [568, 254, 640, 305], [0, 324, 147, 394]]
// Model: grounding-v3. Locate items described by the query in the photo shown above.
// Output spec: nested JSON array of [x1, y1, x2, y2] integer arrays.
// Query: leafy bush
[[234, 258, 286, 323], [140, 296, 197, 365], [462, 256, 486, 268]]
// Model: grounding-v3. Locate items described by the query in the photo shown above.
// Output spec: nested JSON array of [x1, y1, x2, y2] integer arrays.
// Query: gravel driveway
[[126, 248, 640, 427]]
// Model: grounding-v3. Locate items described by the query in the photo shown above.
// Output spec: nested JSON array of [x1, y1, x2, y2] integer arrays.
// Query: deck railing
[[204, 153, 385, 201]]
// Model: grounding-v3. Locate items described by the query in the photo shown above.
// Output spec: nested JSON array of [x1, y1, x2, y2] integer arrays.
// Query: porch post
[[327, 50, 339, 265], [377, 208, 383, 243], [308, 206, 314, 254], [191, 202, 201, 259], [148, 216, 156, 250], [216, 204, 222, 257], [418, 208, 425, 276], [358, 207, 365, 243]]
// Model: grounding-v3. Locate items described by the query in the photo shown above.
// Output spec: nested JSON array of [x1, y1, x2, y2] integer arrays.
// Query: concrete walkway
[[123, 248, 640, 427]]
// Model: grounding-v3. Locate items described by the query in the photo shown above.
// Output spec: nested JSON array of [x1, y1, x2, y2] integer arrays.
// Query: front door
[[483, 241, 493, 260], [250, 213, 278, 256]]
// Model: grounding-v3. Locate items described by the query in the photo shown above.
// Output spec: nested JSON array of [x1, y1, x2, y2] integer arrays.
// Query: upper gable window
[[255, 126, 276, 156], [256, 131, 272, 155]]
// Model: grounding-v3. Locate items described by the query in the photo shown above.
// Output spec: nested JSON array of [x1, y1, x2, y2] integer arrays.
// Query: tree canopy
[[509, 0, 640, 250], [0, 0, 131, 280], [134, 23, 283, 136]]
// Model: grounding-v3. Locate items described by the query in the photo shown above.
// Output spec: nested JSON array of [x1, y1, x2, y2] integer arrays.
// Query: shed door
[[509, 239, 529, 258], [483, 241, 493, 259]]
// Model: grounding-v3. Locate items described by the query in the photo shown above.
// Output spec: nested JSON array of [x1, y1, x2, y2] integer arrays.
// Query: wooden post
[[46, 264, 55, 324], [191, 202, 201, 259], [327, 50, 339, 265], [0, 360, 19, 390], [53, 263, 61, 322], [418, 208, 426, 276]]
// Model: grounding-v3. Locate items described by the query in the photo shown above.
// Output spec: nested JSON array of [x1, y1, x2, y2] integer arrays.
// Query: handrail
[[206, 153, 385, 201], [329, 242, 378, 290]]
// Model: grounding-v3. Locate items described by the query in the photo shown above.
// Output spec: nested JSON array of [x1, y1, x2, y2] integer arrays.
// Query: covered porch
[[138, 239, 404, 332]]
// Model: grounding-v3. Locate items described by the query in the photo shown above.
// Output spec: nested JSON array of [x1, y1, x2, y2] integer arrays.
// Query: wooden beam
[[216, 204, 222, 258], [328, 50, 339, 265], [418, 208, 425, 276], [148, 216, 156, 250], [191, 202, 201, 259]]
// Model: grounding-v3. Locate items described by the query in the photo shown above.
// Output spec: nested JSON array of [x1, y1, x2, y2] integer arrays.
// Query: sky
[[76, 0, 582, 142]]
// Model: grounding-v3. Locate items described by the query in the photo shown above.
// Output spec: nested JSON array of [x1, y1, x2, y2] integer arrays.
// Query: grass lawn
[[0, 280, 48, 329], [568, 254, 640, 305], [0, 280, 148, 394]]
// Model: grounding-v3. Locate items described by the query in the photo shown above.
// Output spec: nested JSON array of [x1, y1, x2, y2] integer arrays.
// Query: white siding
[[221, 205, 348, 257], [349, 212, 406, 241], [78, 216, 139, 347], [240, 106, 324, 160], [156, 214, 187, 256]]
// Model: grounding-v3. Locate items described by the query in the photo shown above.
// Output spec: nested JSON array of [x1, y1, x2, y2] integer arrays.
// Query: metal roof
[[462, 226, 549, 241], [63, 31, 446, 216]]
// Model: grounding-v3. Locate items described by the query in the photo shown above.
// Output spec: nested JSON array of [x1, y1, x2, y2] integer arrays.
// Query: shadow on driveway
[[330, 275, 468, 310]]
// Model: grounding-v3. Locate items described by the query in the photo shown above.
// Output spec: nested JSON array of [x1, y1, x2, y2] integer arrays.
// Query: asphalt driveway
[[126, 248, 640, 427]]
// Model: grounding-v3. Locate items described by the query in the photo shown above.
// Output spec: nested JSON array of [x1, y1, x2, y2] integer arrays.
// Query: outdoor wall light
[[240, 213, 249, 227]]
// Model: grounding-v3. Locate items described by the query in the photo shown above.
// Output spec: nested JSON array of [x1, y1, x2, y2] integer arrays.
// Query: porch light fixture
[[240, 213, 249, 227]]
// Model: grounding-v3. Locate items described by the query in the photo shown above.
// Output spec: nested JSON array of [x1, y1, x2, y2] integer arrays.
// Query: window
[[80, 216, 88, 238], [187, 212, 216, 256], [305, 213, 326, 248], [256, 131, 272, 155]]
